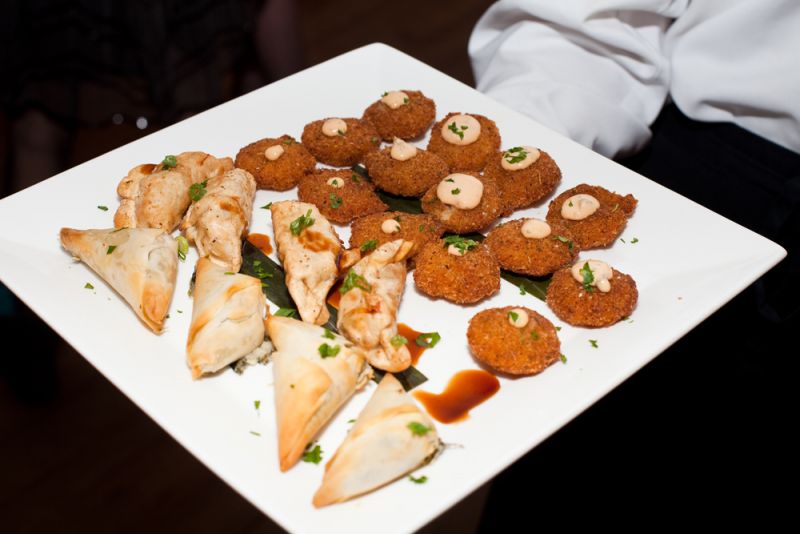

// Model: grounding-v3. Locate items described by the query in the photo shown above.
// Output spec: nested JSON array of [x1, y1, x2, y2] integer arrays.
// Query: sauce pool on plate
[[413, 369, 500, 423], [247, 233, 273, 255]]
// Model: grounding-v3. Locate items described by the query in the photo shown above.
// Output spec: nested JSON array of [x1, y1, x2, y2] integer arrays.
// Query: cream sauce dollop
[[436, 173, 483, 210]]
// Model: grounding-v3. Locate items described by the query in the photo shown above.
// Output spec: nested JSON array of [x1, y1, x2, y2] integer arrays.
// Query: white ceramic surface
[[0, 43, 786, 534]]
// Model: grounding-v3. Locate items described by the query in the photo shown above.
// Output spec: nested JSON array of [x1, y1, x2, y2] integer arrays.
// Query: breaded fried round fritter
[[426, 112, 501, 172], [485, 218, 580, 276], [234, 135, 315, 191], [420, 172, 503, 234], [362, 90, 436, 140], [413, 239, 500, 304], [467, 306, 561, 375], [546, 184, 637, 249], [297, 169, 387, 224], [546, 264, 638, 327], [349, 211, 444, 258], [301, 117, 380, 167], [363, 146, 449, 197], [483, 148, 561, 215]]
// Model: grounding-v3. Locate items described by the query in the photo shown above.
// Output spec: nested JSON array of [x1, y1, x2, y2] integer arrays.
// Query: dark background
[[1, 1, 786, 532]]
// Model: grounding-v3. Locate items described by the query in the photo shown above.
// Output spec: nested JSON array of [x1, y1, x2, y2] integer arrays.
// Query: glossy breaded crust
[[301, 118, 380, 167], [420, 172, 503, 234], [297, 169, 387, 224], [546, 266, 638, 327], [467, 306, 561, 375], [546, 184, 637, 249], [484, 149, 562, 215], [485, 219, 579, 277], [363, 147, 449, 197], [426, 112, 501, 172], [362, 90, 437, 140], [348, 211, 444, 258], [413, 240, 500, 304], [234, 135, 316, 191]]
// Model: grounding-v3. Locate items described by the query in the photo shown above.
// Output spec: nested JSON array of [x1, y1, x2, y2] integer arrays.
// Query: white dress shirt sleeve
[[469, 0, 689, 158]]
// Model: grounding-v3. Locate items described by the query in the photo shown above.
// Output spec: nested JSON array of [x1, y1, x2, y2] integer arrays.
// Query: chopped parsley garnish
[[340, 270, 372, 294], [347, 419, 356, 424], [261, 202, 273, 210], [530, 330, 539, 340], [224, 272, 235, 275], [560, 353, 568, 364], [351, 173, 361, 183], [329, 193, 343, 209], [381, 91, 388, 97], [443, 235, 478, 255], [97, 205, 108, 211], [620, 238, 626, 243], [419, 224, 427, 232], [415, 332, 441, 348], [281, 138, 294, 145], [553, 235, 574, 251], [322, 328, 336, 340], [409, 475, 428, 484], [337, 129, 345, 136], [589, 339, 598, 348], [445, 178, 455, 183], [177, 310, 183, 314], [390, 334, 408, 348], [580, 262, 595, 292], [254, 400, 261, 412], [176, 236, 189, 261], [161, 155, 177, 169], [302, 443, 323, 464], [318, 343, 341, 358], [252, 260, 272, 280], [447, 121, 468, 140], [106, 245, 117, 254], [503, 146, 528, 164], [274, 308, 296, 317], [249, 430, 261, 437], [408, 422, 432, 436], [84, 282, 94, 290], [519, 285, 527, 296], [568, 201, 574, 207], [360, 239, 378, 253], [508, 310, 519, 322], [290, 209, 314, 236], [189, 180, 208, 202], [555, 326, 562, 331], [631, 237, 639, 244], [451, 188, 461, 195]]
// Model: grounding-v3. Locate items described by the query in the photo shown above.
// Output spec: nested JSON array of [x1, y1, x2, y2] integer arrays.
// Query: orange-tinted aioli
[[413, 369, 500, 424], [247, 233, 273, 256]]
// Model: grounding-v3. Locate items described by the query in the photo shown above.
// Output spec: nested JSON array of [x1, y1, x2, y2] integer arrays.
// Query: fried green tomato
[[546, 184, 637, 249], [467, 306, 561, 375], [301, 117, 380, 167], [483, 147, 562, 215], [234, 135, 315, 191], [420, 172, 503, 234], [485, 218, 579, 276], [362, 89, 436, 140], [297, 169, 387, 224], [413, 239, 500, 304], [426, 112, 501, 172], [363, 145, 449, 197], [546, 265, 638, 327], [349, 211, 444, 258]]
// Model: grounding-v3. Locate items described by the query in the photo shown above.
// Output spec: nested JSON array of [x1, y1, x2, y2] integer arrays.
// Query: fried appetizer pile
[[426, 112, 500, 172], [420, 172, 503, 234], [467, 306, 561, 375], [186, 258, 268, 379], [546, 260, 638, 327], [60, 227, 177, 333], [266, 315, 372, 472], [313, 373, 441, 507], [362, 89, 436, 140], [363, 140, 449, 197], [348, 211, 444, 260], [115, 151, 233, 232], [234, 135, 316, 191], [180, 168, 256, 273], [338, 240, 415, 372], [546, 184, 637, 249], [301, 117, 380, 167], [271, 200, 342, 325], [484, 147, 561, 214], [485, 218, 579, 277], [297, 168, 387, 224], [413, 237, 500, 304]]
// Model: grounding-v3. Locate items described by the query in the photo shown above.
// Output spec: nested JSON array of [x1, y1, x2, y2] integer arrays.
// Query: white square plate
[[0, 43, 785, 533]]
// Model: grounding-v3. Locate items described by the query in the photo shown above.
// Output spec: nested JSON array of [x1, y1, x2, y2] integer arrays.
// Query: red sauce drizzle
[[247, 233, 273, 256], [413, 369, 500, 424]]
